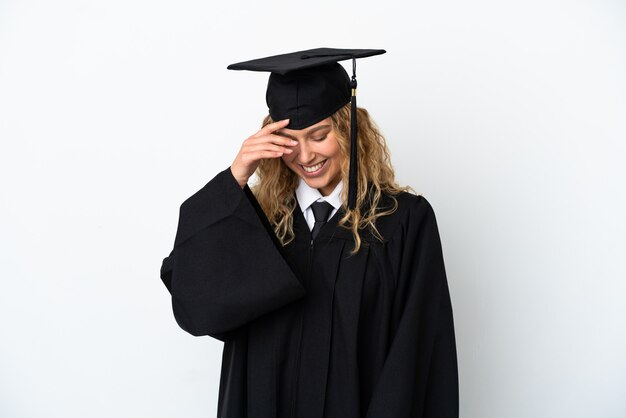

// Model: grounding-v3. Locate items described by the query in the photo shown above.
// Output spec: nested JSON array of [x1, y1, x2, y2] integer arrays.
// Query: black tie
[[310, 201, 334, 241]]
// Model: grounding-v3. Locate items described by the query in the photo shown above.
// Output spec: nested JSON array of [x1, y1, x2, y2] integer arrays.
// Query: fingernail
[[290, 140, 298, 144]]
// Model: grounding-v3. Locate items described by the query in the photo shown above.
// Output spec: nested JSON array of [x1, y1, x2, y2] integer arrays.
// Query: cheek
[[325, 137, 341, 158], [281, 154, 300, 170], [327, 144, 342, 161]]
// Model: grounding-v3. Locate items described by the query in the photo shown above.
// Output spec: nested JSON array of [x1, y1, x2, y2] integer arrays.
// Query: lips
[[300, 159, 327, 173]]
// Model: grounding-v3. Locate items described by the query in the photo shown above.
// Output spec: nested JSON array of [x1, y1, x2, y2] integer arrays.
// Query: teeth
[[302, 160, 325, 173]]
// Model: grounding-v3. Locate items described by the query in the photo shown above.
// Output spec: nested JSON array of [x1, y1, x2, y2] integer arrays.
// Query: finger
[[252, 118, 290, 138], [245, 143, 294, 154], [246, 133, 298, 147], [244, 150, 285, 161], [268, 134, 298, 145]]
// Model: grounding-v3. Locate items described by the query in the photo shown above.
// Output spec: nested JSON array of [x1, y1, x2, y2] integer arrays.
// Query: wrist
[[229, 166, 247, 188]]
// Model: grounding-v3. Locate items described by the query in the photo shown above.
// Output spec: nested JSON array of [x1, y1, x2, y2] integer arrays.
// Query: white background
[[1, 0, 625, 417]]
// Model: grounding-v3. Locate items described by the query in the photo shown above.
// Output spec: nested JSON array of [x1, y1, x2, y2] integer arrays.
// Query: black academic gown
[[160, 166, 458, 418]]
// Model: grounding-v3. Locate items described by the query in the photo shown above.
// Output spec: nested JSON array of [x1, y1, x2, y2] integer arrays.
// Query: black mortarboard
[[227, 47, 386, 210]]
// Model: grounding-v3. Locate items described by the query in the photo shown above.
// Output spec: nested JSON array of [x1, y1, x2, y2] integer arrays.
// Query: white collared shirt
[[295, 177, 344, 232]]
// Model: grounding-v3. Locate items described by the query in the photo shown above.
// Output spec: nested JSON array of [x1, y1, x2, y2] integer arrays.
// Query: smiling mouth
[[300, 160, 327, 173]]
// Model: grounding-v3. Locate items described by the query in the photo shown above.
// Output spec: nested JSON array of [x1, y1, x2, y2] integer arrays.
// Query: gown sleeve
[[159, 166, 306, 341], [365, 196, 459, 418]]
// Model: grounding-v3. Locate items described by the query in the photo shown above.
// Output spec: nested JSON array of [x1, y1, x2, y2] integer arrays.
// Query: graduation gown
[[160, 166, 459, 418]]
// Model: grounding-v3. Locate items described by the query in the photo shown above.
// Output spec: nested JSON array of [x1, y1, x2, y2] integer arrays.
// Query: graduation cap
[[227, 47, 386, 210]]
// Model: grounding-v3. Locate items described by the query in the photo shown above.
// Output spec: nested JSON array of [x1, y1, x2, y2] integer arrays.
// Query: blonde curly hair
[[250, 102, 416, 255]]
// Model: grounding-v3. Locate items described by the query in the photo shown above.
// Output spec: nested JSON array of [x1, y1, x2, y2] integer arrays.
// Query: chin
[[301, 176, 324, 185]]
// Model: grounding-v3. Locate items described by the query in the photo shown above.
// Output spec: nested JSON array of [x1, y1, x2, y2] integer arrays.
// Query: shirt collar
[[295, 176, 344, 213]]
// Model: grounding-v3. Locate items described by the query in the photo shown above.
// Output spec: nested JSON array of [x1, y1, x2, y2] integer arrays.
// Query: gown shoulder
[[369, 189, 438, 245]]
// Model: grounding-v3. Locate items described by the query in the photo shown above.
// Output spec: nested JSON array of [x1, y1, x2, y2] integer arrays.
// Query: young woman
[[160, 48, 459, 418]]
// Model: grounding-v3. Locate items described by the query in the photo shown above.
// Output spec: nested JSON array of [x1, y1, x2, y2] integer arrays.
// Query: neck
[[318, 174, 341, 197]]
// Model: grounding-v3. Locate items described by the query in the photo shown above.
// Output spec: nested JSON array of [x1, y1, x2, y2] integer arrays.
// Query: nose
[[296, 141, 315, 164]]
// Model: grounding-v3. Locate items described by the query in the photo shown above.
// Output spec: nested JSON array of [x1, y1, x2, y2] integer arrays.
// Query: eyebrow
[[275, 124, 331, 140]]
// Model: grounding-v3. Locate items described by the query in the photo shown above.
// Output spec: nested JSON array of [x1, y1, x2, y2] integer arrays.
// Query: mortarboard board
[[227, 47, 386, 211]]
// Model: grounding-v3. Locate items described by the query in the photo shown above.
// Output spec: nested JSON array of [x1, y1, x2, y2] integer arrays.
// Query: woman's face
[[277, 117, 342, 197]]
